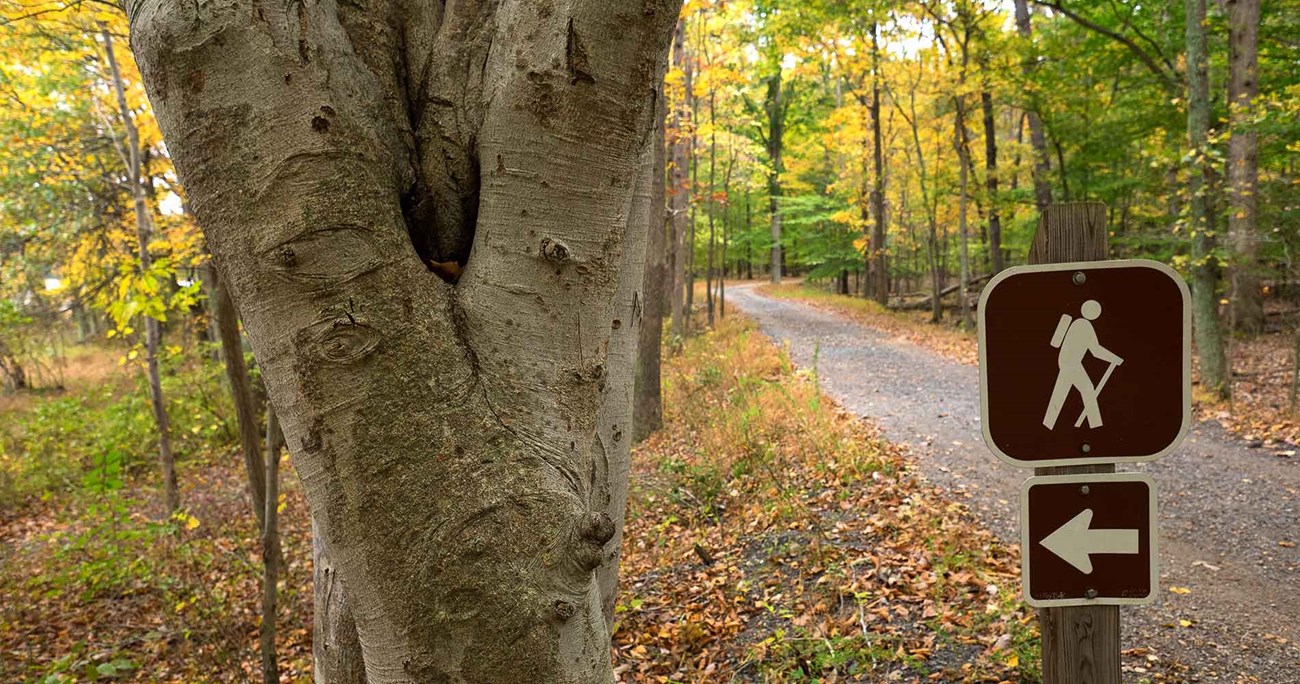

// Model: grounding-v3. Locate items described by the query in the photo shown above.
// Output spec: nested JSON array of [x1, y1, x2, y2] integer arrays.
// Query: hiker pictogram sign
[[1021, 473, 1158, 607], [978, 260, 1191, 468]]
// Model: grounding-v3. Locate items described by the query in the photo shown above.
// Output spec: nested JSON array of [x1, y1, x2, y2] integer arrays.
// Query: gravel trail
[[729, 283, 1300, 683]]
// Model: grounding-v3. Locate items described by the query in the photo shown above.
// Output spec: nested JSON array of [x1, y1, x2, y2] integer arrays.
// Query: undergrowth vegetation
[[0, 348, 314, 683], [0, 350, 236, 506], [615, 316, 1037, 682]]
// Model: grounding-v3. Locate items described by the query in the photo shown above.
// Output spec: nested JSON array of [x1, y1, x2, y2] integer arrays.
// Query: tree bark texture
[[211, 263, 268, 529], [1185, 0, 1230, 399], [634, 87, 667, 444], [126, 2, 680, 681], [1225, 0, 1263, 333], [103, 28, 179, 514]]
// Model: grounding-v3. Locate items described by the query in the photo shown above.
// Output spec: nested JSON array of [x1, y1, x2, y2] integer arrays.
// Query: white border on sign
[[1020, 472, 1160, 608], [977, 259, 1192, 468]]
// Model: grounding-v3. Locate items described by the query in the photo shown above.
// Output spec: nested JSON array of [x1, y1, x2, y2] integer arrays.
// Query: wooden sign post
[[1029, 202, 1120, 684]]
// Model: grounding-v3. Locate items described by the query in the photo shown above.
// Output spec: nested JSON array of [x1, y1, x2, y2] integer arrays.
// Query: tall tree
[[634, 88, 668, 443], [1225, 0, 1263, 333], [760, 70, 788, 284], [1185, 0, 1230, 398], [668, 21, 690, 340], [1013, 0, 1053, 215], [867, 20, 889, 304], [127, 2, 680, 680], [103, 27, 178, 514]]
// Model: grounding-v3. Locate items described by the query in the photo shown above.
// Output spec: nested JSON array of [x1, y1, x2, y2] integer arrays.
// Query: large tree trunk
[[104, 28, 178, 514], [634, 87, 667, 443], [1013, 0, 1053, 215], [1186, 0, 1230, 398], [1225, 0, 1262, 334], [127, 2, 680, 681], [668, 21, 689, 340], [210, 263, 267, 529]]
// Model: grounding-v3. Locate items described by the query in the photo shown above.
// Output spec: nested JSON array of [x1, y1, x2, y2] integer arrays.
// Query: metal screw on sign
[[1073, 272, 1087, 285], [1080, 486, 1090, 496], [1085, 588, 1099, 600]]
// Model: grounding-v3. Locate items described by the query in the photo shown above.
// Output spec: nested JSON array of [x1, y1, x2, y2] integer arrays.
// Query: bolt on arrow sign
[[1039, 509, 1140, 574]]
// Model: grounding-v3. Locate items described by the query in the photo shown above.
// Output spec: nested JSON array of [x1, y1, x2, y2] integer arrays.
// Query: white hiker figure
[[1043, 300, 1124, 430]]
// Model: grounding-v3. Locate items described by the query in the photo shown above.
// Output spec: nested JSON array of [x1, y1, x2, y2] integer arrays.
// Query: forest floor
[[733, 281, 1300, 683], [3, 314, 1051, 683]]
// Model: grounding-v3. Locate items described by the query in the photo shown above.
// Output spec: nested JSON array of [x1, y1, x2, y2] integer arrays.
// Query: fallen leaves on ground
[[0, 455, 314, 682], [614, 316, 1035, 682]]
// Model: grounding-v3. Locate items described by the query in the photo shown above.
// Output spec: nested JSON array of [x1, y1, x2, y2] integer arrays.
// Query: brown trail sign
[[976, 202, 1192, 684], [978, 260, 1191, 468]]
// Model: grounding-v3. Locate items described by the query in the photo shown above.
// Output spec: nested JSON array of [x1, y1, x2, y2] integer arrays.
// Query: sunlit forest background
[[0, 0, 1296, 681]]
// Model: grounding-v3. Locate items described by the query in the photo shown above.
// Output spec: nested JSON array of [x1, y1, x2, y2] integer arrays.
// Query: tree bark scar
[[566, 18, 596, 85], [540, 237, 572, 264]]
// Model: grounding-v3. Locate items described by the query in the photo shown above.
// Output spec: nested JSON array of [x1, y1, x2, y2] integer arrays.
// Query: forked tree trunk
[[126, 2, 680, 681], [103, 27, 178, 514]]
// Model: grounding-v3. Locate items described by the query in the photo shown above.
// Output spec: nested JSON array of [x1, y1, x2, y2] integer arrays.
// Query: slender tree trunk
[[706, 90, 716, 328], [1013, 0, 1053, 214], [103, 28, 178, 514], [1054, 139, 1071, 201], [1225, 0, 1263, 333], [981, 87, 1004, 274], [767, 72, 785, 284], [955, 98, 973, 327], [668, 21, 689, 340], [127, 2, 680, 679], [1186, 0, 1230, 398], [210, 261, 267, 529], [745, 193, 754, 280], [261, 403, 283, 684], [634, 88, 667, 443], [868, 22, 888, 304], [686, 33, 698, 332]]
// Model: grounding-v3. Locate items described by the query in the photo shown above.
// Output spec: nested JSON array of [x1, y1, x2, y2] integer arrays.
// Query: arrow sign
[[1039, 508, 1140, 574], [1021, 473, 1157, 607]]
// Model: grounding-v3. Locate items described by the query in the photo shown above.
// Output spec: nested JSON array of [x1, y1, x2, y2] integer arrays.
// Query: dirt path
[[729, 284, 1300, 682]]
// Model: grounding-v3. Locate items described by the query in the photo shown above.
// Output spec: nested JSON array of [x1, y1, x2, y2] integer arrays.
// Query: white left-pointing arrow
[[1040, 509, 1140, 574]]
